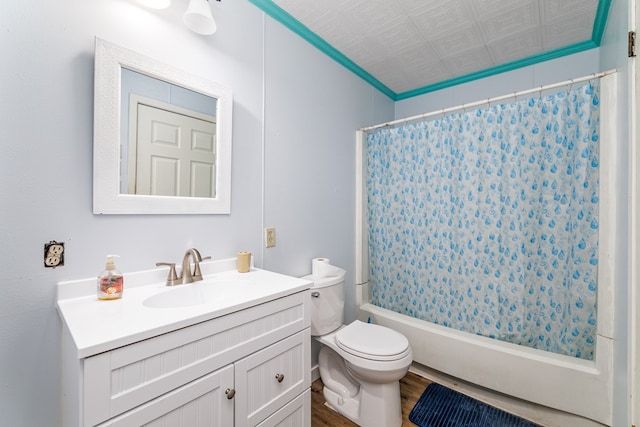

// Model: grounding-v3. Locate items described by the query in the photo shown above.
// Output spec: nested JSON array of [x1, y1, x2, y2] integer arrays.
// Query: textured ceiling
[[252, 0, 609, 100]]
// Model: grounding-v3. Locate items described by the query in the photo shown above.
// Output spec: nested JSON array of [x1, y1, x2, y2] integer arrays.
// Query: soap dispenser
[[97, 255, 123, 300]]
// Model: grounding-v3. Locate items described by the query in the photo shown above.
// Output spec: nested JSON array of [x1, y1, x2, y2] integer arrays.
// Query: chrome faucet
[[156, 248, 211, 286]]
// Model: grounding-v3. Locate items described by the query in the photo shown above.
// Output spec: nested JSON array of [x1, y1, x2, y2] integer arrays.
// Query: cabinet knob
[[275, 373, 285, 383], [225, 388, 236, 399]]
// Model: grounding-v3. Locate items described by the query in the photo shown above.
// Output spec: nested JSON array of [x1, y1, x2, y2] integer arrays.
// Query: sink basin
[[143, 278, 253, 308]]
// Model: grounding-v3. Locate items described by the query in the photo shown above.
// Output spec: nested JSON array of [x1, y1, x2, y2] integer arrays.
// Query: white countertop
[[57, 258, 312, 358]]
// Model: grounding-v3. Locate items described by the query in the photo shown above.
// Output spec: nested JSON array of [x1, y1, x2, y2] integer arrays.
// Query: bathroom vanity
[[57, 258, 312, 426]]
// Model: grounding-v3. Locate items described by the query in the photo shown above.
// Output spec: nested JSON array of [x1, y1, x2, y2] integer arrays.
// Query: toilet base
[[322, 386, 360, 423], [322, 378, 403, 427]]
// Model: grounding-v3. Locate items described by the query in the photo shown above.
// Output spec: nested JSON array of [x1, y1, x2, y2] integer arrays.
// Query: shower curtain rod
[[360, 69, 616, 132]]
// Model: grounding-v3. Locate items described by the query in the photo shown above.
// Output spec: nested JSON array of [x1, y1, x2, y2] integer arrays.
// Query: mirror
[[93, 38, 233, 214]]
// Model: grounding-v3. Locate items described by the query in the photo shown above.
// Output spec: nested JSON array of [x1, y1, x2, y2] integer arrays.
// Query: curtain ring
[[567, 78, 574, 96]]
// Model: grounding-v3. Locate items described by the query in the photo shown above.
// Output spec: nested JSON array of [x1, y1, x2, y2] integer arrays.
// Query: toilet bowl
[[306, 267, 412, 427]]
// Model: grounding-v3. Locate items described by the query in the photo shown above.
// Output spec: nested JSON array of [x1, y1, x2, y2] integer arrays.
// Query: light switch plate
[[265, 227, 276, 248]]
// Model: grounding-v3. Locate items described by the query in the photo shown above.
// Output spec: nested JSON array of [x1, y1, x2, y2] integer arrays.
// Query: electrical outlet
[[265, 227, 276, 248], [44, 240, 64, 268]]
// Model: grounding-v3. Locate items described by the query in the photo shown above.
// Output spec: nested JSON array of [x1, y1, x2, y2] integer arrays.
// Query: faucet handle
[[192, 256, 211, 282], [156, 262, 180, 286]]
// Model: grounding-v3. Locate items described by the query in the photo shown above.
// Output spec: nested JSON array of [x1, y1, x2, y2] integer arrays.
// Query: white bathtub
[[357, 299, 612, 426]]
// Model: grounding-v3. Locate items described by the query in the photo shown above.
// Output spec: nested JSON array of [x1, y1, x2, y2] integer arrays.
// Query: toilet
[[306, 267, 412, 427]]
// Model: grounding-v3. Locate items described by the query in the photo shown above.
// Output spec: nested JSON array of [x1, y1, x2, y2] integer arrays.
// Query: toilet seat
[[336, 320, 410, 361]]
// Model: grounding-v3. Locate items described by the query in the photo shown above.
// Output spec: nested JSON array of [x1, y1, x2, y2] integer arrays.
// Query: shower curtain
[[366, 82, 600, 360]]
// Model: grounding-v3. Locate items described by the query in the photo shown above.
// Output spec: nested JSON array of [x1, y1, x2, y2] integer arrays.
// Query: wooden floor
[[311, 371, 431, 427]]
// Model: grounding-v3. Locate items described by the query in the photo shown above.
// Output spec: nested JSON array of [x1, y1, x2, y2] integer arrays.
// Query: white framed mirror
[[93, 38, 233, 214]]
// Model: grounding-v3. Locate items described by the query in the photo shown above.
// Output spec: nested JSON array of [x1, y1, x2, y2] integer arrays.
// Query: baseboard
[[311, 364, 320, 382]]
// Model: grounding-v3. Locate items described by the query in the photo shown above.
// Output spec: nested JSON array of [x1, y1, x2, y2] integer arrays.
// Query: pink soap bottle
[[97, 255, 123, 300]]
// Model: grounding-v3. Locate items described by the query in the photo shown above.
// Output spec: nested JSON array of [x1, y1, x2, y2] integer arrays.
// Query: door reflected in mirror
[[121, 69, 218, 198]]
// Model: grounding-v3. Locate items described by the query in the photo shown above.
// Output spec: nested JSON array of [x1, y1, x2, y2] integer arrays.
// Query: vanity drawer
[[235, 329, 311, 427], [83, 292, 309, 427]]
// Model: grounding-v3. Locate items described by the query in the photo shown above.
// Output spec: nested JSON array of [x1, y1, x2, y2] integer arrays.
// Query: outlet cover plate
[[44, 240, 65, 268]]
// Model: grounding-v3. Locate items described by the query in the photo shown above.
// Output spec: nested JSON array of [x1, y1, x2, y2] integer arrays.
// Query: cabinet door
[[256, 389, 310, 427], [235, 329, 311, 427], [97, 365, 234, 427]]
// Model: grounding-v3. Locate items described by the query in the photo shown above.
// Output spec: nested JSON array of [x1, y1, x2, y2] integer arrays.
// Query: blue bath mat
[[409, 383, 542, 427]]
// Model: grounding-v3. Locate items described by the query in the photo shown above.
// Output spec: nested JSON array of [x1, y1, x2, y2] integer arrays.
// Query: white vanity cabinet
[[61, 290, 311, 427]]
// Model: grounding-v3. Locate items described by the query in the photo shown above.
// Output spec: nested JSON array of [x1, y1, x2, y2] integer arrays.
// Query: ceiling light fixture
[[183, 0, 217, 35], [136, 0, 221, 35]]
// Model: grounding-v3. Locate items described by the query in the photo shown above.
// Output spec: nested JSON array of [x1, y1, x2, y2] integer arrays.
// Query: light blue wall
[[395, 49, 601, 119], [261, 18, 392, 318], [0, 1, 392, 425]]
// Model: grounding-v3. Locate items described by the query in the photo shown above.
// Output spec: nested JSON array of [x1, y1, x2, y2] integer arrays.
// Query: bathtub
[[356, 296, 612, 426]]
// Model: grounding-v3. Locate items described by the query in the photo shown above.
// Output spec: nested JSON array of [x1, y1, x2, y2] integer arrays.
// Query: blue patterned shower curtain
[[366, 82, 600, 360]]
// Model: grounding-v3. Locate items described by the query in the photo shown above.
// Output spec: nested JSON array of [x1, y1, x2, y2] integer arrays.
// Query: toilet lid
[[335, 320, 409, 361]]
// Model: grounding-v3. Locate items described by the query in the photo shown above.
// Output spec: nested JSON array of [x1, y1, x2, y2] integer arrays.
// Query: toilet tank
[[304, 269, 346, 336]]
